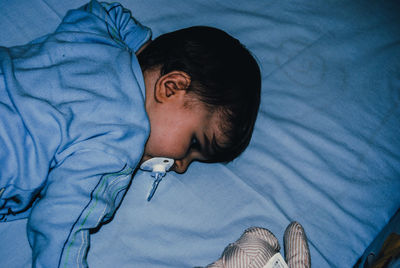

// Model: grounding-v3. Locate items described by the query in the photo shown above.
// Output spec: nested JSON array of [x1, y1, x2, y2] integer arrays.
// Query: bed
[[0, 0, 399, 267]]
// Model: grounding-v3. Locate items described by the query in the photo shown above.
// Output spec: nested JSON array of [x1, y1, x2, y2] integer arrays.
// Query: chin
[[139, 155, 152, 165]]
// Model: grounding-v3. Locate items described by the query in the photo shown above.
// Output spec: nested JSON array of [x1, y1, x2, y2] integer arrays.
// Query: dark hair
[[138, 26, 261, 163]]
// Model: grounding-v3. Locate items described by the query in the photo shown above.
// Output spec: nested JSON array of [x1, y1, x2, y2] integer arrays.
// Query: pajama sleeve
[[55, 0, 152, 53], [28, 150, 134, 268], [23, 2, 148, 267]]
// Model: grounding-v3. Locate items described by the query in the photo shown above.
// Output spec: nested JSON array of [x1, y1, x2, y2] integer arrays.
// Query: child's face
[[141, 70, 224, 173]]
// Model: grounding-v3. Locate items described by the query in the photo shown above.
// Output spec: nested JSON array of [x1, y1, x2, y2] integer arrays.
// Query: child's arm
[[27, 150, 134, 268], [55, 0, 152, 53], [22, 2, 149, 266]]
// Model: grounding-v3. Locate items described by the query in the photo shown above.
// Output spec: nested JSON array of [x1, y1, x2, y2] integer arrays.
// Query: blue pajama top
[[0, 1, 151, 267]]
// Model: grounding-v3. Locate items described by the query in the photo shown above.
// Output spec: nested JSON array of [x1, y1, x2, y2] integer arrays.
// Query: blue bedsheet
[[0, 0, 399, 267]]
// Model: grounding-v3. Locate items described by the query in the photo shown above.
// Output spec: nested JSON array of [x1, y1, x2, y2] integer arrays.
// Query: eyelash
[[191, 137, 201, 150]]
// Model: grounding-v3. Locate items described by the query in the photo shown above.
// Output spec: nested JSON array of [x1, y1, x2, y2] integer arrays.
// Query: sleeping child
[[0, 0, 261, 267]]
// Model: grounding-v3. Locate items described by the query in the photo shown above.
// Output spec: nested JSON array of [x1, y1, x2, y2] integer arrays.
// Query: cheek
[[146, 109, 193, 158], [162, 133, 190, 158], [145, 130, 189, 159]]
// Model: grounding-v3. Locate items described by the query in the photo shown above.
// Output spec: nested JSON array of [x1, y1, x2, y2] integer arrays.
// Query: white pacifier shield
[[140, 157, 174, 173]]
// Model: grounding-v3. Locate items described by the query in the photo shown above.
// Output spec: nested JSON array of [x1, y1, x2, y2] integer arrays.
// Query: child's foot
[[284, 222, 311, 268]]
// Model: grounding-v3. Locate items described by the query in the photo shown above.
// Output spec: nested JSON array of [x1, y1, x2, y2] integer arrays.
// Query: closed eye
[[190, 136, 201, 151]]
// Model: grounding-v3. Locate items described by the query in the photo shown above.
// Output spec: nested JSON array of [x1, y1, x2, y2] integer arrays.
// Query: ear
[[154, 71, 191, 102]]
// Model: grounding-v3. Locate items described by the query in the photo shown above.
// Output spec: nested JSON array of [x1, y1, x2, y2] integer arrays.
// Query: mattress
[[0, 0, 399, 267]]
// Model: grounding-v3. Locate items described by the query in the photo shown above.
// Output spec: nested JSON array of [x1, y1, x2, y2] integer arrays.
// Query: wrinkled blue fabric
[[0, 0, 151, 267], [1, 0, 399, 267]]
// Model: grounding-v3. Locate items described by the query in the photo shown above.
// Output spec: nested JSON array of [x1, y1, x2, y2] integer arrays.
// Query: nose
[[172, 158, 192, 174]]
